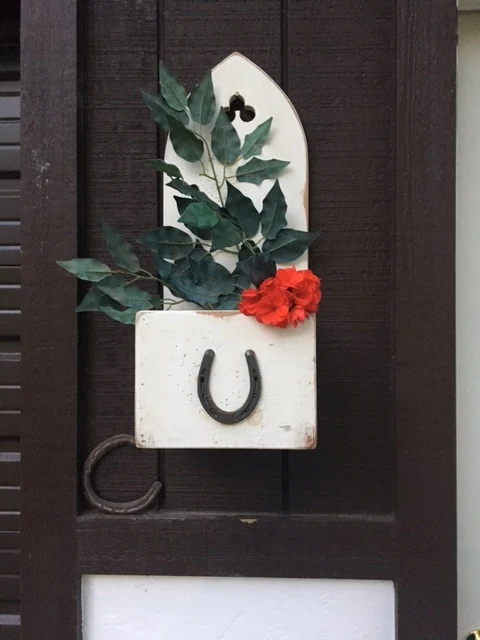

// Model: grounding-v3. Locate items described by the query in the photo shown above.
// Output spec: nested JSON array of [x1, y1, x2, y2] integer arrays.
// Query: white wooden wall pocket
[[57, 53, 321, 512]]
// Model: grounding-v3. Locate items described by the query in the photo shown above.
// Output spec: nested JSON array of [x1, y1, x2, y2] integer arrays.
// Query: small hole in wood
[[225, 94, 255, 122]]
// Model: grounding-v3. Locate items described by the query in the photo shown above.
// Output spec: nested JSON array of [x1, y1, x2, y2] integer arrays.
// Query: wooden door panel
[[79, 0, 159, 504], [287, 0, 395, 514], [21, 1, 456, 639]]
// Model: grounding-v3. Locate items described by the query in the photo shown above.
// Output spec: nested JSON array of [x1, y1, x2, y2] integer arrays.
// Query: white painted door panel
[[82, 575, 394, 640], [457, 11, 480, 640]]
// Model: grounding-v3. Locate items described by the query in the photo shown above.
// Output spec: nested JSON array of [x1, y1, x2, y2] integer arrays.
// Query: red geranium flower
[[239, 267, 321, 328], [238, 288, 260, 316], [254, 287, 290, 327]]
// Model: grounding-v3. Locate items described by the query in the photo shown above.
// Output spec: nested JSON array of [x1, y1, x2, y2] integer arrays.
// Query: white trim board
[[459, 0, 480, 11]]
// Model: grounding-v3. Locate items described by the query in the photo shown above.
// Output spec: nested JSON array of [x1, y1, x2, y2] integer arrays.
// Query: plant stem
[[198, 241, 238, 256], [195, 131, 225, 207], [199, 172, 217, 181], [123, 268, 167, 287], [219, 163, 227, 189]]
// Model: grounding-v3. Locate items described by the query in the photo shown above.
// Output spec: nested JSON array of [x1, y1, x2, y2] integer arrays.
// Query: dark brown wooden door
[[21, 1, 456, 639]]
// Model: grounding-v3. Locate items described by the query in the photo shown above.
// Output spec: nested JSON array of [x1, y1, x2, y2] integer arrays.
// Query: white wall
[[457, 11, 480, 640], [82, 575, 394, 640]]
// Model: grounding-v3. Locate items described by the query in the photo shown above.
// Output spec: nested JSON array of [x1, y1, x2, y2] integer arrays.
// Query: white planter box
[[135, 310, 316, 449]]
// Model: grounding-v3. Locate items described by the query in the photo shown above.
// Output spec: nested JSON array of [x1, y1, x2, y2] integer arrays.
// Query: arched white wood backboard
[[135, 53, 316, 450], [163, 52, 309, 270]]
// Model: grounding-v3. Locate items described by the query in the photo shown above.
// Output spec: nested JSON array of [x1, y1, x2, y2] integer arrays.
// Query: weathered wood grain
[[80, 0, 160, 504], [78, 511, 397, 580], [286, 0, 395, 514], [395, 1, 457, 638], [21, 0, 79, 636]]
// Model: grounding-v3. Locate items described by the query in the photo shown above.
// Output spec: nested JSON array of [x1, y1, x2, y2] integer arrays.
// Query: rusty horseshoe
[[197, 349, 261, 425], [82, 434, 162, 514]]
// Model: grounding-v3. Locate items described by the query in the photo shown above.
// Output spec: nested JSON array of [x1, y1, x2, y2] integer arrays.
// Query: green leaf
[[100, 305, 137, 325], [232, 264, 251, 290], [170, 269, 218, 306], [188, 70, 216, 125], [155, 256, 173, 282], [75, 287, 121, 313], [101, 220, 140, 273], [211, 108, 241, 165], [139, 226, 194, 259], [159, 61, 188, 111], [189, 260, 236, 297], [57, 258, 112, 282], [168, 179, 220, 211], [150, 295, 166, 310], [238, 241, 260, 262], [236, 158, 290, 185], [210, 217, 243, 252], [215, 294, 240, 310], [259, 179, 287, 240], [184, 223, 211, 241], [174, 196, 212, 240], [141, 90, 189, 131], [98, 278, 153, 311], [190, 241, 213, 262], [172, 256, 190, 274], [172, 241, 212, 275], [178, 202, 219, 229], [240, 117, 272, 160], [95, 274, 129, 288], [146, 159, 183, 179], [225, 182, 259, 238], [174, 196, 194, 214], [168, 117, 204, 163], [262, 229, 320, 262], [155, 257, 185, 299], [238, 253, 276, 287]]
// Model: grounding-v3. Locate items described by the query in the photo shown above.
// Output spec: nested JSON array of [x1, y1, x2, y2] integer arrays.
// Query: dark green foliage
[[259, 180, 287, 240], [57, 258, 111, 282], [139, 226, 194, 259], [159, 61, 188, 111], [237, 158, 290, 185], [58, 63, 320, 325], [262, 229, 320, 262], [240, 117, 272, 160], [225, 182, 259, 238], [188, 71, 216, 125], [211, 108, 241, 165], [145, 159, 183, 179], [167, 118, 204, 163], [101, 221, 140, 272], [210, 217, 243, 252], [237, 253, 277, 287]]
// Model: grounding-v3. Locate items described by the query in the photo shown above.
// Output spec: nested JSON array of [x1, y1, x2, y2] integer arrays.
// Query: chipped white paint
[[135, 53, 316, 450], [82, 575, 395, 640], [135, 310, 316, 449], [164, 51, 309, 277]]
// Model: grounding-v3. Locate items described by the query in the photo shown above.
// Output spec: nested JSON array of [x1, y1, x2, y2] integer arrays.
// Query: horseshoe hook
[[197, 349, 261, 425], [82, 434, 162, 514]]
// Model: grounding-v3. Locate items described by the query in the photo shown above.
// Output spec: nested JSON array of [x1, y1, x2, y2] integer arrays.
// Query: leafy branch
[[57, 61, 319, 324]]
